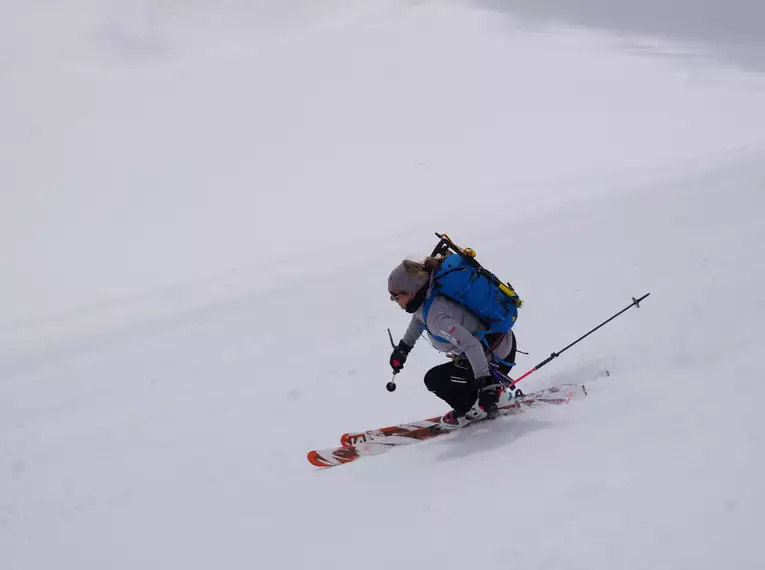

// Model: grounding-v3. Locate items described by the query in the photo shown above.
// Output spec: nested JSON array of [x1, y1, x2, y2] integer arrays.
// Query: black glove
[[476, 375, 501, 409], [389, 341, 412, 373]]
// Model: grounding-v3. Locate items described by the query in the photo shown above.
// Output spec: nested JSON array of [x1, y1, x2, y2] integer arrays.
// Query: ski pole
[[504, 293, 651, 388], [386, 328, 399, 392]]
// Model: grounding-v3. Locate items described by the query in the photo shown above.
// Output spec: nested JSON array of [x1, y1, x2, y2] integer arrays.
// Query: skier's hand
[[389, 341, 412, 373], [477, 375, 501, 408]]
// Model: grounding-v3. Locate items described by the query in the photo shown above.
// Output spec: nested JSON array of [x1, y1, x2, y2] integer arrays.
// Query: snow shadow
[[431, 416, 553, 463]]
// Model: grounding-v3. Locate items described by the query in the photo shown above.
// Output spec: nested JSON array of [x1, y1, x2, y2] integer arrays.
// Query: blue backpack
[[422, 239, 523, 347]]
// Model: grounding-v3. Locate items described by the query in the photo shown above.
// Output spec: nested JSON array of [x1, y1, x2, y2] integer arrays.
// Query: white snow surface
[[2, 1, 765, 569]]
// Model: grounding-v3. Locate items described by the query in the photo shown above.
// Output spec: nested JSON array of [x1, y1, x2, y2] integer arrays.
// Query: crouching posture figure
[[387, 257, 518, 430]]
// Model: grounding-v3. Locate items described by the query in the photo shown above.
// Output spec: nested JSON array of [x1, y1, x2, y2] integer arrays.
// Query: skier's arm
[[427, 312, 490, 378], [390, 315, 425, 373], [401, 314, 426, 349]]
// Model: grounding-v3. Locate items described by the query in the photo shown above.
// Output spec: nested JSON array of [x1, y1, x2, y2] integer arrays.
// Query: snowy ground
[[3, 1, 765, 569]]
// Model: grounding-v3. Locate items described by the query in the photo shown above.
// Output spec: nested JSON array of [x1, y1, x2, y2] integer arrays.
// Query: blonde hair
[[402, 255, 444, 280]]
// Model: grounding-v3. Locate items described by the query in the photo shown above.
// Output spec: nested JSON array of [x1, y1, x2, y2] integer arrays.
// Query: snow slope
[[2, 1, 765, 569]]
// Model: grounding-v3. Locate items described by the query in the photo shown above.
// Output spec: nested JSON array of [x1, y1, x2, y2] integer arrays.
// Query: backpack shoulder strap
[[422, 293, 449, 345]]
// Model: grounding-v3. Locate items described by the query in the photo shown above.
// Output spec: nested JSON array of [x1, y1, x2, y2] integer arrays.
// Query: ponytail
[[421, 255, 444, 273]]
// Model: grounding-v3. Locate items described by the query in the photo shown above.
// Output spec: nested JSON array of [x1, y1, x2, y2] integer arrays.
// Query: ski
[[308, 384, 586, 469], [340, 383, 584, 447]]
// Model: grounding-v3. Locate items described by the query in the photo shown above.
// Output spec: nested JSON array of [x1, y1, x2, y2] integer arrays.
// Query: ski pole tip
[[633, 293, 651, 307]]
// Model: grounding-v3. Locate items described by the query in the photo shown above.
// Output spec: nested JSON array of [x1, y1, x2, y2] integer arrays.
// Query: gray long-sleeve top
[[401, 292, 514, 378]]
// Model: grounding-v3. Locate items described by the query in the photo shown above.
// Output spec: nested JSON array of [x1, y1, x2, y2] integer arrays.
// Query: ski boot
[[484, 403, 500, 420], [439, 410, 469, 431], [464, 399, 487, 422]]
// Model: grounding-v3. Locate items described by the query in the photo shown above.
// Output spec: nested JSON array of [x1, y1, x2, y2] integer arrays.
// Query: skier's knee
[[423, 368, 440, 392]]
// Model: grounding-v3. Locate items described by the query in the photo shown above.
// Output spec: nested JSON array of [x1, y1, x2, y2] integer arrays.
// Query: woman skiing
[[387, 254, 518, 430]]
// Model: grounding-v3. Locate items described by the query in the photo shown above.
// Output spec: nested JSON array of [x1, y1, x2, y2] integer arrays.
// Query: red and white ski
[[340, 384, 583, 447], [307, 384, 586, 469]]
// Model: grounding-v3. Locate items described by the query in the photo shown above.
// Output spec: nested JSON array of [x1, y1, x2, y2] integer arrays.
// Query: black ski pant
[[424, 332, 517, 416]]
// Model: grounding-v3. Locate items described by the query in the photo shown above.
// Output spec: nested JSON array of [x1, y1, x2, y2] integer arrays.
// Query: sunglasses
[[390, 291, 405, 302]]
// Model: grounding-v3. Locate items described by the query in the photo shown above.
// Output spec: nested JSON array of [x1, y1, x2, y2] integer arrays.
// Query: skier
[[387, 257, 518, 430]]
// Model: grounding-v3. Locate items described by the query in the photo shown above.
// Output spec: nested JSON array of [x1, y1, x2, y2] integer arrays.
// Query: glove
[[476, 375, 501, 409], [389, 341, 412, 373]]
